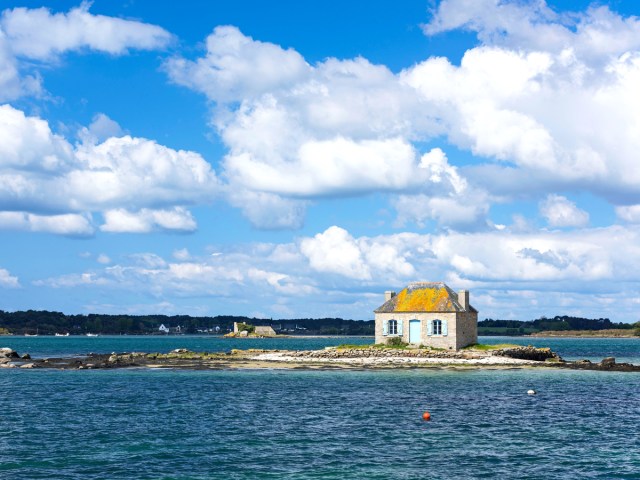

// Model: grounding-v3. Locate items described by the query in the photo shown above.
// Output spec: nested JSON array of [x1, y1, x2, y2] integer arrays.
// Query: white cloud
[[0, 105, 219, 234], [0, 267, 19, 288], [0, 4, 171, 101], [165, 25, 309, 103], [165, 14, 640, 230], [300, 226, 372, 279], [101, 207, 197, 233], [166, 28, 447, 228], [78, 113, 124, 144], [616, 204, 640, 223], [539, 194, 589, 228], [173, 248, 191, 261], [0, 211, 94, 236], [96, 254, 111, 264], [1, 3, 172, 60], [423, 1, 640, 62]]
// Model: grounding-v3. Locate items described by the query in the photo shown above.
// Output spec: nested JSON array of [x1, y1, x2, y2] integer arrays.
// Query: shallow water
[[0, 368, 638, 479]]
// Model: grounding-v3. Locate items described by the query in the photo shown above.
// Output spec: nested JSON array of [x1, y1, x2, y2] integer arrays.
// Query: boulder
[[0, 348, 18, 358], [600, 357, 616, 367], [20, 363, 35, 369], [21, 353, 31, 360]]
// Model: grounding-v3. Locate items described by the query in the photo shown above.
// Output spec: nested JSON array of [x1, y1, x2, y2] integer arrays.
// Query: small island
[[2, 345, 639, 372]]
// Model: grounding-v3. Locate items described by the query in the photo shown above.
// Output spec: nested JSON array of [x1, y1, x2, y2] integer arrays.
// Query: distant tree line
[[479, 315, 638, 336], [0, 310, 374, 336]]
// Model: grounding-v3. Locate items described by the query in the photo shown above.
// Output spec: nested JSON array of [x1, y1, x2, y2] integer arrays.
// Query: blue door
[[409, 320, 421, 344]]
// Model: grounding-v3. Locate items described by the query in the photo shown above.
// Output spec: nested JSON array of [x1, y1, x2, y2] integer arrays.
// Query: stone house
[[374, 282, 478, 350]]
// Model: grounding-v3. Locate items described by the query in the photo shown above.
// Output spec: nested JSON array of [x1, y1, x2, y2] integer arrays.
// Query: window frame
[[388, 319, 398, 335]]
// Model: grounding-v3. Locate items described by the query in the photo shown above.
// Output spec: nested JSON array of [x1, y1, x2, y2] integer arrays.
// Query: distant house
[[374, 282, 478, 350], [254, 326, 276, 336], [159, 324, 170, 334]]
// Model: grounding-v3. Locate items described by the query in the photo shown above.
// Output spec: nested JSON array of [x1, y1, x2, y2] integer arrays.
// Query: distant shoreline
[[528, 329, 638, 338]]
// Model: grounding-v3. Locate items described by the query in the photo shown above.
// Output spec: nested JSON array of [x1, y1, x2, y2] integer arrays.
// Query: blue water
[[1, 336, 639, 479]]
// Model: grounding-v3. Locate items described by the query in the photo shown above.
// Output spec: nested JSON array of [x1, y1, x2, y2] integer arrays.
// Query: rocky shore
[[2, 345, 639, 371]]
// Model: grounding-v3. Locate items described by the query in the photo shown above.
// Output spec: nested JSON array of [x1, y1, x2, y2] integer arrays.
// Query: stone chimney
[[458, 290, 469, 310], [384, 291, 396, 302]]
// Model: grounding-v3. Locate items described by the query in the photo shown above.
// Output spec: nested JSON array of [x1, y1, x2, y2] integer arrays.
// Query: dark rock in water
[[600, 357, 616, 366], [21, 353, 31, 360], [576, 359, 592, 364], [494, 346, 562, 362]]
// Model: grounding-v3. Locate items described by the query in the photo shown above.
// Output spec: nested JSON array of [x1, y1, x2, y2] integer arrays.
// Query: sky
[[0, 0, 639, 322]]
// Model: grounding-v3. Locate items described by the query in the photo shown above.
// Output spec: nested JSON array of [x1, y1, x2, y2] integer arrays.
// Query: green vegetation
[[479, 315, 634, 336], [385, 337, 409, 348], [0, 310, 374, 336], [235, 322, 255, 334]]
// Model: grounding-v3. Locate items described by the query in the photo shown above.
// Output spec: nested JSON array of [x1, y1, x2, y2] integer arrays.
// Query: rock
[[494, 346, 560, 362], [600, 357, 616, 366], [21, 353, 31, 360], [0, 357, 11, 364], [171, 348, 189, 354], [20, 363, 35, 369], [0, 347, 18, 358]]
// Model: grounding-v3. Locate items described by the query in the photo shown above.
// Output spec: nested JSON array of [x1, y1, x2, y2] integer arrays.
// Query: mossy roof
[[374, 282, 477, 313]]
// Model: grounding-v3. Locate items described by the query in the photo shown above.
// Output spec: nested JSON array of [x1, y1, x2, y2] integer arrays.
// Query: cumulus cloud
[[615, 205, 640, 223], [0, 3, 171, 101], [165, 25, 309, 103], [164, 4, 640, 229], [423, 0, 640, 62], [0, 267, 19, 288], [1, 2, 172, 60], [0, 105, 219, 235], [166, 27, 448, 228], [413, 0, 640, 205], [300, 226, 372, 279], [0, 211, 94, 236], [539, 194, 589, 228], [101, 207, 197, 233]]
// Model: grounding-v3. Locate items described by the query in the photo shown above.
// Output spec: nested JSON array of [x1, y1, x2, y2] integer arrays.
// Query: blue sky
[[1, 0, 639, 322]]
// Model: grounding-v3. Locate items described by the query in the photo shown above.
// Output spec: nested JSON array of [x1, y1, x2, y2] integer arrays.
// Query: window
[[427, 319, 447, 336], [383, 319, 402, 336], [388, 319, 398, 335], [433, 319, 442, 335]]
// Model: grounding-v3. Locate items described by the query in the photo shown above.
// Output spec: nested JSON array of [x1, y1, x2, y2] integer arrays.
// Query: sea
[[1, 335, 638, 479]]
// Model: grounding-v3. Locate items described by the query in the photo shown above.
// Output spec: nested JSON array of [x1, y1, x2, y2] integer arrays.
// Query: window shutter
[[383, 320, 388, 336], [397, 320, 404, 336], [442, 319, 448, 336], [427, 320, 433, 336]]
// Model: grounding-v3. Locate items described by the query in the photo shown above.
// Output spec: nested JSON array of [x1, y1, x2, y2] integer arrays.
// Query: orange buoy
[[422, 411, 431, 421]]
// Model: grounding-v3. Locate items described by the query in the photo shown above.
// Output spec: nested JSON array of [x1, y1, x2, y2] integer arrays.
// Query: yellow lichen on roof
[[394, 286, 453, 312]]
